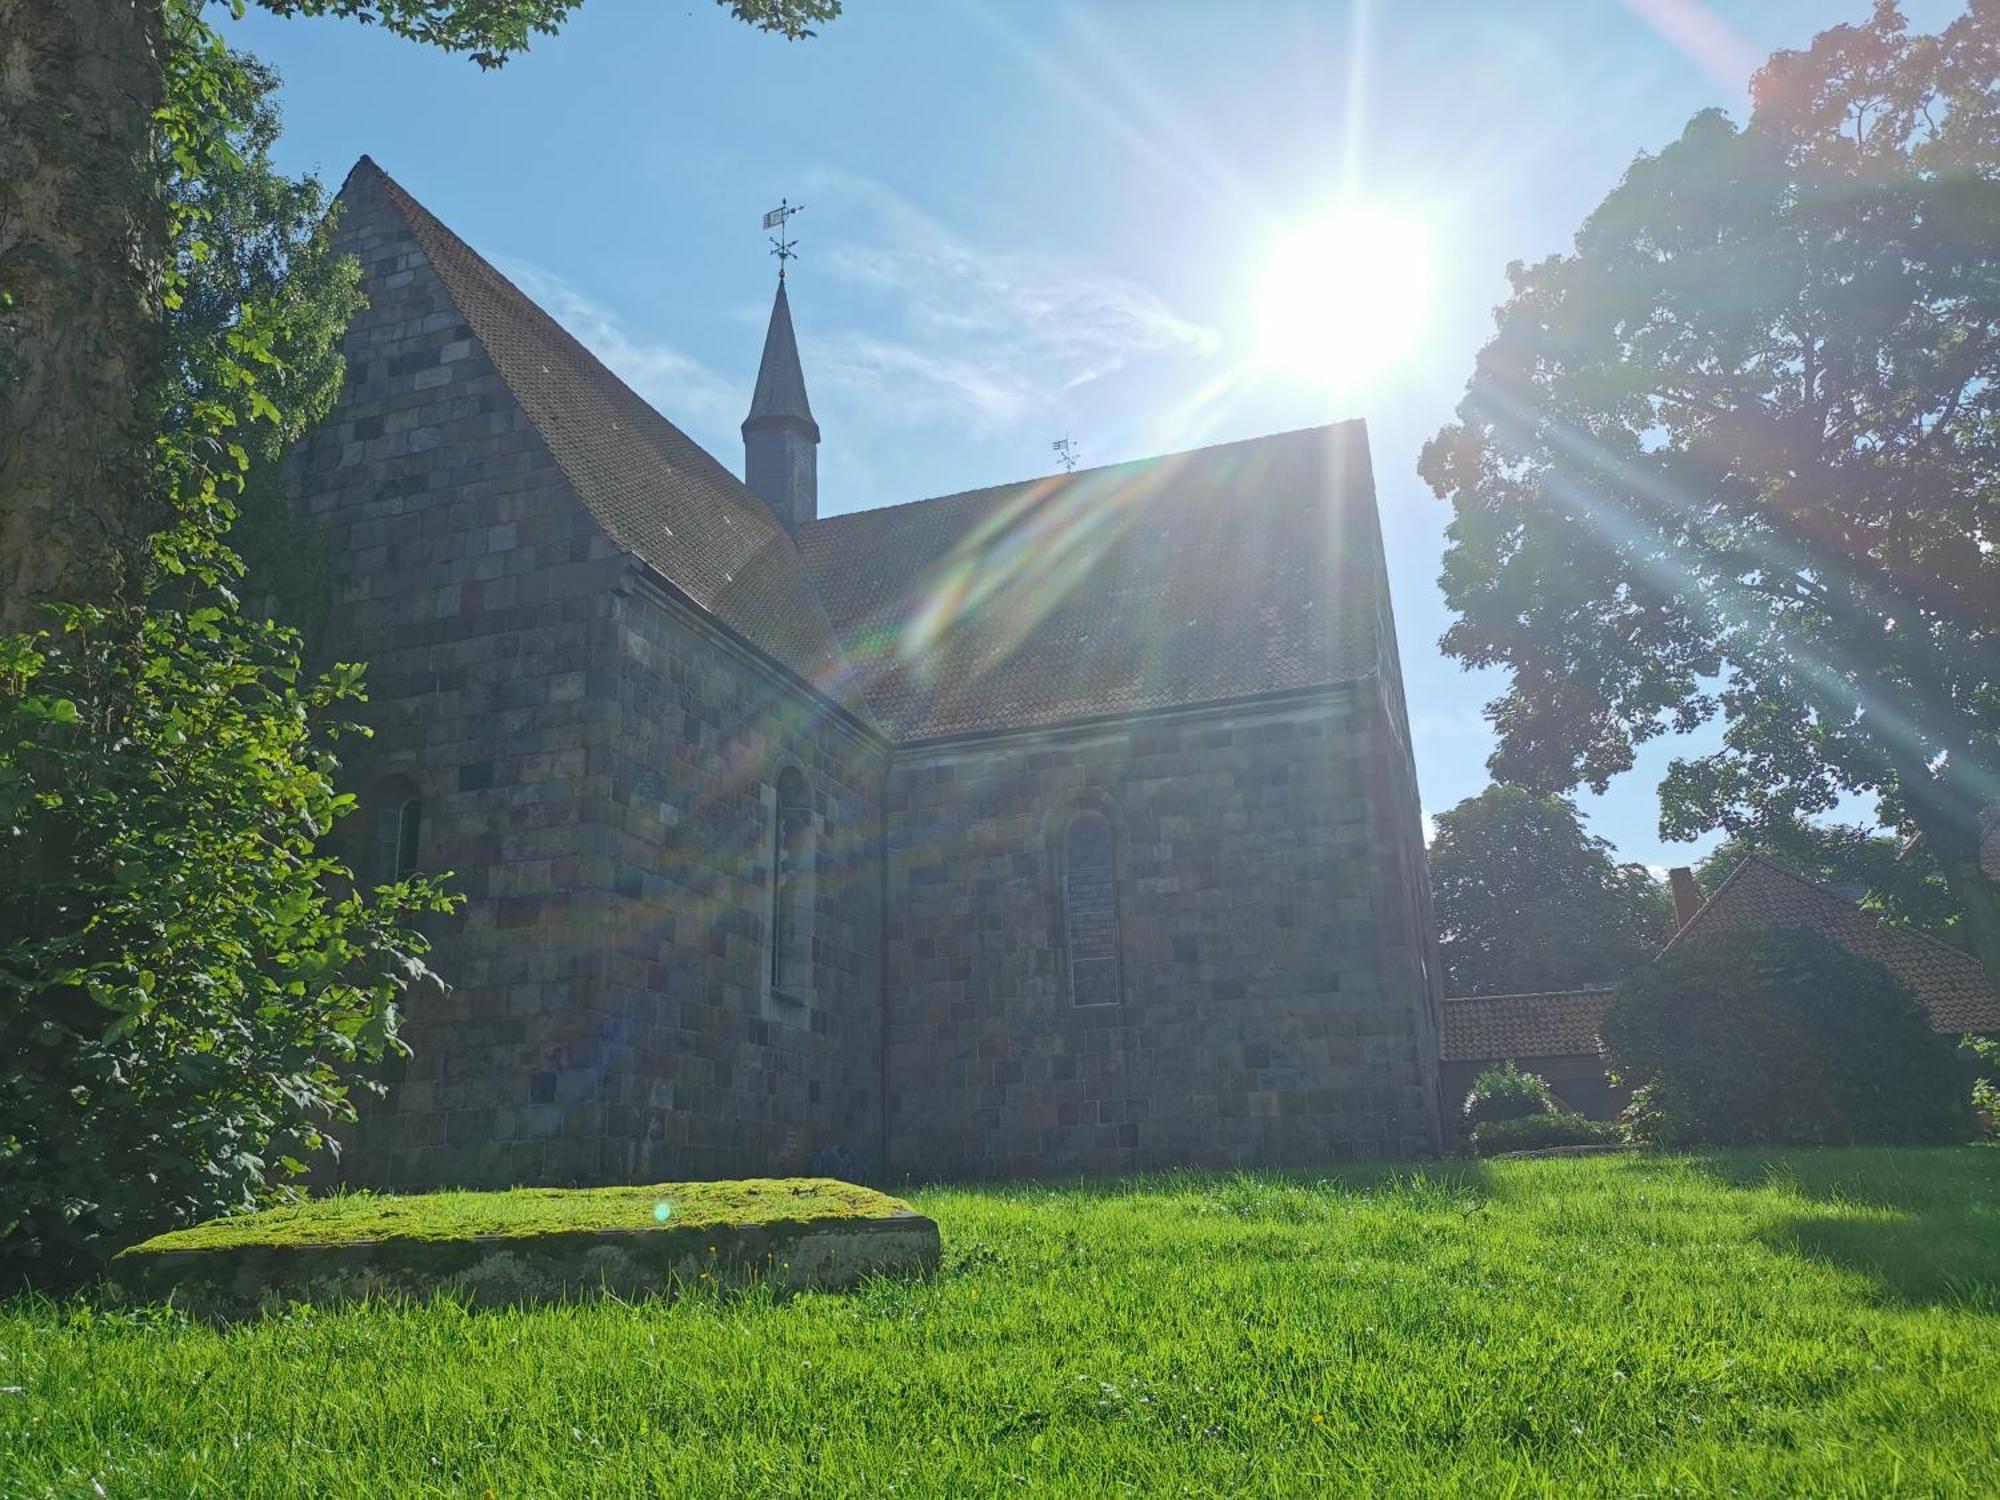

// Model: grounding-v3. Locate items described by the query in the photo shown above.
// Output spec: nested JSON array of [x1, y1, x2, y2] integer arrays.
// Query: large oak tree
[[1428, 784, 1666, 998], [0, 0, 838, 632], [1420, 2, 2000, 996]]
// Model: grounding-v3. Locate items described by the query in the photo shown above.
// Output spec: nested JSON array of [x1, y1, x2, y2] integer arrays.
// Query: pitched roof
[[1439, 989, 1615, 1064], [1664, 855, 2000, 1035], [347, 159, 861, 711], [744, 278, 817, 436], [795, 423, 1387, 740]]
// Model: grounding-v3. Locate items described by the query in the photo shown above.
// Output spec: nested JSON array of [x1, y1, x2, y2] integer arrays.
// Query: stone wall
[[296, 169, 883, 1189], [590, 571, 887, 1182], [880, 686, 1442, 1180], [291, 168, 625, 1189]]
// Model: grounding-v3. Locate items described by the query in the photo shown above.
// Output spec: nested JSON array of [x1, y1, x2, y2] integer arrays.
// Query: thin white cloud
[[806, 172, 1219, 434], [816, 335, 1039, 430], [1408, 704, 1490, 741], [494, 256, 743, 449]]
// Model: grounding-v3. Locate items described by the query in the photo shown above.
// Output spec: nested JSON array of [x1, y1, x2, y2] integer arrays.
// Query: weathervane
[[763, 198, 804, 279], [1052, 434, 1080, 474]]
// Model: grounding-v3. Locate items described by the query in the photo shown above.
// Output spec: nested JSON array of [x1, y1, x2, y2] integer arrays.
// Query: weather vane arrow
[[763, 199, 804, 279]]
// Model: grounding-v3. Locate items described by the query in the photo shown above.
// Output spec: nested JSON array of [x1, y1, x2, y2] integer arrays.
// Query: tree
[[1419, 3, 2000, 998], [0, 0, 841, 632], [1694, 813, 1965, 939], [1428, 785, 1667, 997], [1601, 927, 1967, 1147], [0, 13, 455, 1285]]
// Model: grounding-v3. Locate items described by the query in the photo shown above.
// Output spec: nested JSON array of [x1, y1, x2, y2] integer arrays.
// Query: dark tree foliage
[[164, 21, 363, 642], [1429, 785, 1667, 997], [1419, 3, 2000, 999], [1600, 927, 1968, 1147], [0, 11, 453, 1287], [251, 0, 841, 67]]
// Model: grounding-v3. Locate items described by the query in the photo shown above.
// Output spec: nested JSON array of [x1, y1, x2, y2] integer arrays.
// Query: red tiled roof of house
[[351, 159, 865, 713], [1439, 988, 1616, 1064], [796, 423, 1388, 740], [1663, 855, 2000, 1035]]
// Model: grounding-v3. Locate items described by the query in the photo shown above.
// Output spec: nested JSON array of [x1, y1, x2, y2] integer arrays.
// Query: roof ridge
[[806, 420, 1367, 530], [795, 419, 1387, 738], [1442, 987, 1618, 1005], [342, 157, 870, 720], [357, 158, 769, 521], [1708, 852, 1983, 967]]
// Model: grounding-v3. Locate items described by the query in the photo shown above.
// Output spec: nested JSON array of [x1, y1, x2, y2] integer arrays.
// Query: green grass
[[119, 1178, 907, 1254], [5, 1147, 1998, 1497]]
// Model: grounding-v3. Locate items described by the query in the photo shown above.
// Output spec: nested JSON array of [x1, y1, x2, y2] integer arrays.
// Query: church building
[[292, 159, 1445, 1187]]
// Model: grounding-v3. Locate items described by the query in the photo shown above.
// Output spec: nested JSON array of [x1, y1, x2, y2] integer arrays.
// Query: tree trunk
[[1938, 851, 2000, 1013], [1905, 797, 2000, 1009], [0, 0, 167, 633]]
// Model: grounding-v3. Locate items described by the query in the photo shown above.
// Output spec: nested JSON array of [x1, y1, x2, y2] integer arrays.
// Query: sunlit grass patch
[[4, 1147, 1997, 1496]]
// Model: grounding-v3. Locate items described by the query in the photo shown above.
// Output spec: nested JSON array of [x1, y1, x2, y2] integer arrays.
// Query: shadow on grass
[[1692, 1146, 2000, 1310]]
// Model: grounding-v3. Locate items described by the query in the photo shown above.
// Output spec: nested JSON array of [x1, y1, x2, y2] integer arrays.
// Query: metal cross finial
[[762, 199, 805, 279], [1052, 435, 1080, 474]]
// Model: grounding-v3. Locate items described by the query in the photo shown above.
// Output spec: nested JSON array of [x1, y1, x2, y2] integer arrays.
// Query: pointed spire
[[743, 277, 820, 535], [745, 277, 819, 434]]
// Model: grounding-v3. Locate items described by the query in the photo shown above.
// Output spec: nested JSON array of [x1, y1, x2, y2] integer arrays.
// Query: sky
[[222, 0, 1963, 872]]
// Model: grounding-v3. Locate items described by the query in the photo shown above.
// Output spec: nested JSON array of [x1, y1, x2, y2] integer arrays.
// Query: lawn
[[3, 1148, 1996, 1497]]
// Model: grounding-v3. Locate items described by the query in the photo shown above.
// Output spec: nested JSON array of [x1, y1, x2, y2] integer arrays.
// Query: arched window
[[770, 767, 816, 999], [1063, 810, 1120, 1006], [369, 775, 422, 885]]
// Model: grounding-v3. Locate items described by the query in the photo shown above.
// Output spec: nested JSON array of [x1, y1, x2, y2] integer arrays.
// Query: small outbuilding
[[1439, 855, 2000, 1132]]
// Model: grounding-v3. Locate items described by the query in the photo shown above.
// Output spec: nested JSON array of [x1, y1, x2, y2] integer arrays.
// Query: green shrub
[[1966, 1035, 2000, 1138], [0, 605, 457, 1287], [1461, 1060, 1559, 1131], [1469, 1112, 1622, 1157], [1600, 927, 1969, 1148]]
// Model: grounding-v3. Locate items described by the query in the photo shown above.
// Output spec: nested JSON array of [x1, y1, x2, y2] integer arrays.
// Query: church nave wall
[[880, 686, 1440, 1179]]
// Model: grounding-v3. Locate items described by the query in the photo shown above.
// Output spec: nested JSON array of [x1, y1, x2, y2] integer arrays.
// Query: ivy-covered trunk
[[0, 0, 168, 631]]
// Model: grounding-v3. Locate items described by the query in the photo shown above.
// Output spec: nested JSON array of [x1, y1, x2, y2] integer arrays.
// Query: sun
[[1256, 205, 1433, 394]]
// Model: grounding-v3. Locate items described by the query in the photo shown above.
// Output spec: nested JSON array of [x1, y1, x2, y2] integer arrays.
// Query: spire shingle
[[745, 278, 819, 435]]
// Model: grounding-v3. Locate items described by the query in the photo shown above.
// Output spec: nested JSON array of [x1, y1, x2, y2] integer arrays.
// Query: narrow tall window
[[370, 776, 422, 885], [1063, 810, 1120, 1006], [393, 796, 423, 879], [770, 767, 815, 998]]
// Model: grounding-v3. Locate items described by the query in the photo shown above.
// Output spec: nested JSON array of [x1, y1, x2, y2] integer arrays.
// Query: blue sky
[[225, 0, 1959, 871]]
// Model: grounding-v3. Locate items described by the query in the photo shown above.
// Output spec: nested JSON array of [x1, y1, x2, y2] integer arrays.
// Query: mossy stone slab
[[110, 1179, 938, 1318]]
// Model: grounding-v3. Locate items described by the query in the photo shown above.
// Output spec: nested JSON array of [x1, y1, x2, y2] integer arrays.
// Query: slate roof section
[[349, 159, 861, 711], [1664, 855, 2000, 1035], [796, 423, 1387, 740], [1439, 989, 1615, 1064]]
